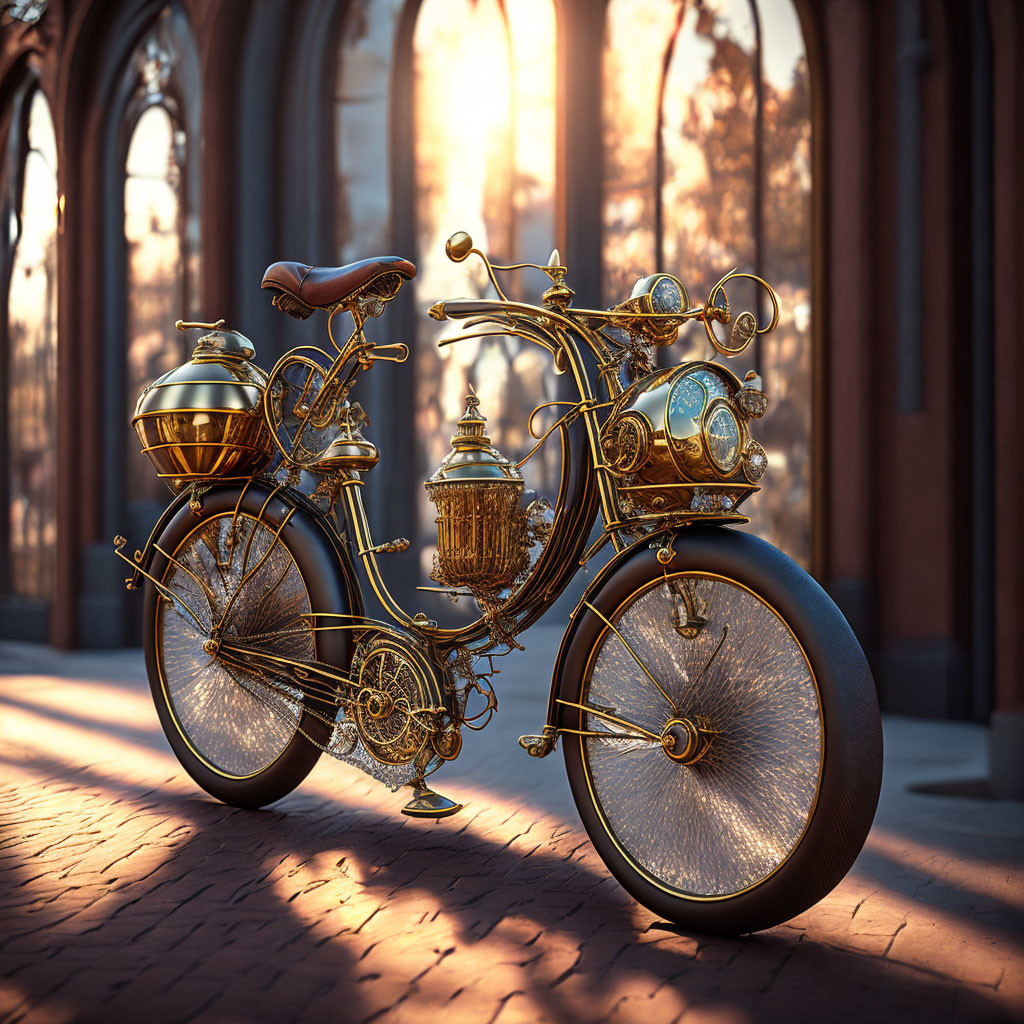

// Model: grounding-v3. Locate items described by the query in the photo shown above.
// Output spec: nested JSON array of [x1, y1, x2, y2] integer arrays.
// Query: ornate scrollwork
[[264, 348, 345, 467]]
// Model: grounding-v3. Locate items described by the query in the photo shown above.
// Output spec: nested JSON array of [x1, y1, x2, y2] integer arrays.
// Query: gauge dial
[[705, 401, 742, 474], [651, 276, 683, 313], [630, 273, 688, 315]]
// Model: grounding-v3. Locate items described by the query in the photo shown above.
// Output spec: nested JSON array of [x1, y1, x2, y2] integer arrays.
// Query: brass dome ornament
[[116, 223, 882, 935], [598, 359, 768, 518], [425, 388, 528, 596], [317, 402, 379, 473]]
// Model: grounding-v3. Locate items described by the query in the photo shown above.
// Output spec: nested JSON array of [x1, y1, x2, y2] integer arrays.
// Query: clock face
[[651, 275, 684, 314], [667, 374, 705, 440]]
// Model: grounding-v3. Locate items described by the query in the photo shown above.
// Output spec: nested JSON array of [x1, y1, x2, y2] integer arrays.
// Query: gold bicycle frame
[[264, 246, 778, 655]]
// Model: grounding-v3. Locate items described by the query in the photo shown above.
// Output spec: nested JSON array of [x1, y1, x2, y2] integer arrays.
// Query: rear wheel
[[143, 496, 338, 808], [561, 529, 882, 934]]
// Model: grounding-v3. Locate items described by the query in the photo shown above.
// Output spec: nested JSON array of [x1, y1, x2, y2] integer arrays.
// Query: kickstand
[[401, 777, 463, 819]]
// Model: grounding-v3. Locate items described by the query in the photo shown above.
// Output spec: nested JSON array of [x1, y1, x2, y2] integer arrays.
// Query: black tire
[[142, 485, 353, 809], [560, 527, 882, 934]]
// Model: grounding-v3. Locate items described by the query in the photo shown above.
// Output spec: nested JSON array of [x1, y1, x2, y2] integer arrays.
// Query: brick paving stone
[[2, 636, 1023, 1023], [606, 987, 689, 1024], [885, 913, 1017, 989]]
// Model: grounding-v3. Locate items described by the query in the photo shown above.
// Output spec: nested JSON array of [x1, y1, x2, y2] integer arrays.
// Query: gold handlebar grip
[[175, 318, 227, 332]]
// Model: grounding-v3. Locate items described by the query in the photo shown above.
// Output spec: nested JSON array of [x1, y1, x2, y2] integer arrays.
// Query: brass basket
[[425, 391, 528, 595], [134, 409, 274, 482], [132, 325, 275, 484], [429, 480, 527, 593]]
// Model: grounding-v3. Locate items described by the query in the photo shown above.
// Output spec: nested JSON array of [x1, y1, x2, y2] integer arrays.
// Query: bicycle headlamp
[[610, 273, 690, 346]]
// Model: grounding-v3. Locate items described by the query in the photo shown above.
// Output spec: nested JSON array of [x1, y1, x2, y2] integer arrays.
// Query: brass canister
[[425, 392, 527, 594], [132, 326, 275, 485]]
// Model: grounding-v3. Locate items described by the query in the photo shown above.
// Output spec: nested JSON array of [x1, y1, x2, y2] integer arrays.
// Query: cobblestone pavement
[[1, 628, 1022, 1024]]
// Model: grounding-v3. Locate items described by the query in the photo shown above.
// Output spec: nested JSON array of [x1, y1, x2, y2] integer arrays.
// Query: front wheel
[[560, 528, 882, 934]]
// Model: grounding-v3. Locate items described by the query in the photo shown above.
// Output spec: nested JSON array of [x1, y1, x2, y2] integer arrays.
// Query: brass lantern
[[132, 324, 275, 486], [425, 391, 528, 595]]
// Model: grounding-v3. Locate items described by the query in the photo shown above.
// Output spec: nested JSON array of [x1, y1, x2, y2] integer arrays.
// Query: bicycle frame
[[340, 275, 770, 651], [116, 232, 779, 801]]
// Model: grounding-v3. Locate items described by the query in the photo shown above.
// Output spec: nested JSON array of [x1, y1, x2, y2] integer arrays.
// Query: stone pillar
[[820, 0, 876, 646], [988, 0, 1024, 799], [555, 0, 606, 308]]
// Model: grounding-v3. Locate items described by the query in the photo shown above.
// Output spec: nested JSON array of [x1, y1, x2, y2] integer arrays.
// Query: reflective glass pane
[[660, 0, 757, 309], [124, 105, 189, 503], [603, 0, 813, 567], [602, 0, 680, 306], [744, 0, 812, 566], [335, 0, 404, 262], [5, 91, 58, 603]]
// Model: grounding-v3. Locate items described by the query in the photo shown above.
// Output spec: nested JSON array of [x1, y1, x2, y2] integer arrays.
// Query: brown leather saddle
[[261, 256, 417, 319]]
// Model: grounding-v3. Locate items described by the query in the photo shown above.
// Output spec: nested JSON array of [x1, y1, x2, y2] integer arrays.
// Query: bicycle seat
[[261, 256, 417, 319]]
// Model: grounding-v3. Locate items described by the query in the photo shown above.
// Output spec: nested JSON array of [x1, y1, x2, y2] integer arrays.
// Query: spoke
[[677, 624, 730, 709], [199, 525, 231, 595], [556, 698, 662, 743], [154, 542, 217, 613], [249, 556, 295, 626], [215, 509, 295, 632], [582, 600, 678, 712], [157, 512, 316, 778], [114, 542, 207, 632]]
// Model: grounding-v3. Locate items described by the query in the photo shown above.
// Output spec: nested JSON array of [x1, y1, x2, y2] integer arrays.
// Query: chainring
[[350, 636, 438, 766]]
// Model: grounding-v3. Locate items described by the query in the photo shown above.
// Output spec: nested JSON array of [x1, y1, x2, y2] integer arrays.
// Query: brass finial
[[452, 388, 490, 449], [542, 256, 574, 309], [445, 231, 474, 262]]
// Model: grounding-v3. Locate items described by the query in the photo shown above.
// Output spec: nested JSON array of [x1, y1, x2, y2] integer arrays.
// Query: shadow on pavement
[[1, 740, 1018, 1023]]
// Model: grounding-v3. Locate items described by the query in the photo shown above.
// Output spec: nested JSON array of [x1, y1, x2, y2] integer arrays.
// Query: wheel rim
[[580, 572, 822, 899], [155, 512, 314, 779]]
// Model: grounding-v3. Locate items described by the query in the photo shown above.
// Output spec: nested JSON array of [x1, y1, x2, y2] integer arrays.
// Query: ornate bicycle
[[116, 233, 882, 934]]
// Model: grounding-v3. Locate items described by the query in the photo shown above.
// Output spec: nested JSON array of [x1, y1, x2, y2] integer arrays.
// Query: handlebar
[[432, 231, 780, 361]]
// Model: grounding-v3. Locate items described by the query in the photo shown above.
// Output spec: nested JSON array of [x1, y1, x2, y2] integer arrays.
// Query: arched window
[[2, 85, 58, 610], [411, 0, 557, 579], [334, 0, 404, 265], [604, 0, 813, 567], [122, 5, 201, 509]]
